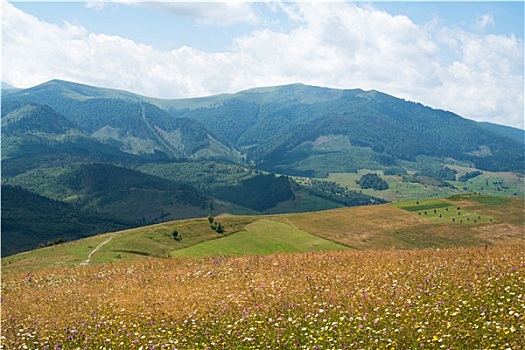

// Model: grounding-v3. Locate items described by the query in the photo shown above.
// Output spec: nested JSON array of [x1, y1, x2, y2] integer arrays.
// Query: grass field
[[327, 168, 525, 202], [2, 195, 524, 273], [392, 199, 493, 224], [171, 219, 349, 258], [327, 170, 458, 202], [2, 245, 524, 349], [1, 195, 524, 348]]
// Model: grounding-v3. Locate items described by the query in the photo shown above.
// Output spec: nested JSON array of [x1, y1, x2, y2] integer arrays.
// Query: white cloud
[[2, 1, 523, 128], [228, 2, 446, 110], [2, 2, 88, 87], [85, 0, 258, 26], [146, 2, 258, 26], [1, 1, 233, 97], [474, 13, 495, 32], [433, 27, 524, 128]]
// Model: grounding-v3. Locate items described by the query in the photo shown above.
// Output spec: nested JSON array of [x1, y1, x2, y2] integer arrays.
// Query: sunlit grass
[[4, 196, 523, 273], [171, 219, 349, 258], [2, 245, 524, 349], [393, 199, 493, 224]]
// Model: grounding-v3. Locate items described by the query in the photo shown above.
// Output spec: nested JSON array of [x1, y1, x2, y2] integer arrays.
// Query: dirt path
[[283, 216, 298, 229], [79, 237, 113, 266]]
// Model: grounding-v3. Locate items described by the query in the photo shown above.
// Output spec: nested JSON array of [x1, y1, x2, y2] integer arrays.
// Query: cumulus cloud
[[433, 27, 524, 128], [233, 2, 440, 92], [2, 1, 234, 97], [2, 1, 523, 128]]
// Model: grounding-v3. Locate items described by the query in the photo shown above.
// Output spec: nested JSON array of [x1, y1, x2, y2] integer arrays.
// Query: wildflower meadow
[[2, 245, 524, 349]]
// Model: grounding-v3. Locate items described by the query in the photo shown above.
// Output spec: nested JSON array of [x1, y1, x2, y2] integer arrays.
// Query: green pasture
[[392, 199, 493, 224], [327, 168, 524, 203], [327, 171, 459, 202], [450, 172, 524, 197], [170, 219, 349, 258]]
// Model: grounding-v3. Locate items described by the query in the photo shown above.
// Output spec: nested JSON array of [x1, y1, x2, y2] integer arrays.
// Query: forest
[[2, 80, 524, 255]]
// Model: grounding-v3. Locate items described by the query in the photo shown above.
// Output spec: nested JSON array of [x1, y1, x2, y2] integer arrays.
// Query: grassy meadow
[[171, 219, 349, 258], [1, 195, 524, 349], [2, 195, 524, 271], [327, 168, 525, 202], [2, 245, 524, 349]]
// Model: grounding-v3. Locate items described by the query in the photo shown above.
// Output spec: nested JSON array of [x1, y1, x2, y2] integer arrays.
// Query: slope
[[170, 219, 349, 257], [2, 81, 242, 163], [166, 84, 525, 175], [1, 162, 258, 257], [2, 194, 523, 272], [478, 121, 525, 145], [1, 185, 131, 256], [3, 163, 215, 221], [4, 80, 523, 177], [1, 103, 149, 177]]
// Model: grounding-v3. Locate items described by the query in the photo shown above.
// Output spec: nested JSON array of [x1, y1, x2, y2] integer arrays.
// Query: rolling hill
[[3, 194, 523, 272], [3, 80, 524, 175], [1, 184, 131, 256], [2, 80, 524, 256]]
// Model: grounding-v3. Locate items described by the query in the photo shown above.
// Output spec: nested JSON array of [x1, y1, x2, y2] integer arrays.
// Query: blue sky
[[2, 1, 524, 128]]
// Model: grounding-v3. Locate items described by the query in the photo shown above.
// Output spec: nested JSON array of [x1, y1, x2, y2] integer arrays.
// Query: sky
[[2, 1, 524, 129]]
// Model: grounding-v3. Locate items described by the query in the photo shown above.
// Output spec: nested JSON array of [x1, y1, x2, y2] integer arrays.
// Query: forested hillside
[[4, 80, 523, 175], [1, 185, 131, 256], [2, 80, 523, 255], [167, 86, 524, 175]]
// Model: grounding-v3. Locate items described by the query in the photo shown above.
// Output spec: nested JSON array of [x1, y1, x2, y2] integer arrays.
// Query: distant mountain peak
[[3, 79, 523, 174], [1, 82, 19, 90]]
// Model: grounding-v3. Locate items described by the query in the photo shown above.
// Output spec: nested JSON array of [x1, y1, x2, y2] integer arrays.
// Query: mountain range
[[1, 79, 523, 255]]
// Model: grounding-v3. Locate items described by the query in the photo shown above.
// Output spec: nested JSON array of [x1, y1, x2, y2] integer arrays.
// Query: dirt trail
[[79, 237, 113, 266]]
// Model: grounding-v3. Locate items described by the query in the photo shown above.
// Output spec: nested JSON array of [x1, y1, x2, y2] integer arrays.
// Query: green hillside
[[3, 195, 523, 273], [2, 82, 242, 163], [170, 219, 349, 258], [4, 80, 524, 176], [479, 121, 525, 144], [2, 160, 385, 256], [164, 84, 524, 175], [4, 163, 212, 214], [1, 185, 131, 256], [2, 80, 523, 258]]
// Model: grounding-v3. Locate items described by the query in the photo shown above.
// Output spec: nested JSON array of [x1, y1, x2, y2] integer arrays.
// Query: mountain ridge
[[3, 79, 523, 175], [2, 79, 524, 255]]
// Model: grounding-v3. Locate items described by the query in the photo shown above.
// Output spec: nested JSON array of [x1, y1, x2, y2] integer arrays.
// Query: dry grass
[[279, 204, 428, 246], [2, 245, 524, 349], [3, 196, 523, 274], [446, 197, 524, 226]]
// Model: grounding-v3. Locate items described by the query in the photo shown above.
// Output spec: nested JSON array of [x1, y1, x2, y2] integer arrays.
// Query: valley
[[2, 80, 524, 256], [1, 80, 524, 349]]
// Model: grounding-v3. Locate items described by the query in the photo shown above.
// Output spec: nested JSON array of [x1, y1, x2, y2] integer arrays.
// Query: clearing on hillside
[[393, 199, 493, 224], [170, 219, 349, 258]]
